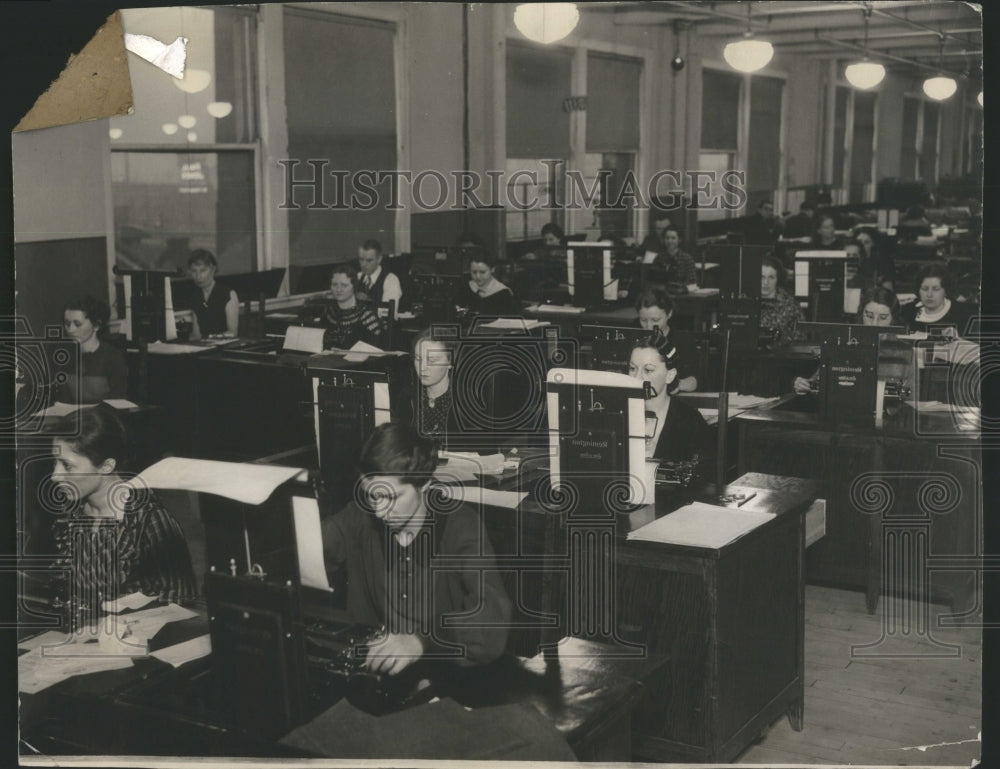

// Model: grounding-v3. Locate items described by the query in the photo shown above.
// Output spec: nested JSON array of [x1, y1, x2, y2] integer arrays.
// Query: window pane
[[507, 42, 572, 158], [110, 7, 256, 145], [900, 97, 919, 181], [920, 102, 940, 183], [747, 75, 783, 209], [701, 69, 741, 150], [697, 152, 734, 221], [586, 53, 640, 151], [283, 9, 397, 265], [850, 91, 876, 202], [505, 158, 564, 241], [111, 151, 257, 275]]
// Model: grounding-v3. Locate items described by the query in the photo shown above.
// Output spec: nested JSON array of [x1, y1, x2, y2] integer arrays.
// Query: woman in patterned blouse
[[318, 264, 387, 350], [651, 226, 699, 289], [50, 406, 197, 629], [759, 253, 804, 346]]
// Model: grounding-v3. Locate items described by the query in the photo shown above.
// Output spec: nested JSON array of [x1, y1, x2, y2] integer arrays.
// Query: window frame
[[831, 80, 880, 204], [700, 60, 789, 218], [502, 31, 652, 243]]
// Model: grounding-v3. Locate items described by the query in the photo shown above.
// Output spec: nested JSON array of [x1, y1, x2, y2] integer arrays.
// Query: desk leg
[[736, 422, 748, 478], [786, 698, 804, 731]]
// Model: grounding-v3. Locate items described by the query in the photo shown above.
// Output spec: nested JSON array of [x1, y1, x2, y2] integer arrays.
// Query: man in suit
[[357, 238, 403, 310], [743, 200, 783, 246]]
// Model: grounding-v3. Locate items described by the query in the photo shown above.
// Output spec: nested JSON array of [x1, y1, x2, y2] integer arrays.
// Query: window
[[830, 85, 877, 203], [505, 42, 572, 241], [109, 7, 259, 277], [900, 97, 919, 181], [699, 67, 785, 219], [283, 9, 398, 264], [585, 52, 640, 240], [900, 96, 939, 183]]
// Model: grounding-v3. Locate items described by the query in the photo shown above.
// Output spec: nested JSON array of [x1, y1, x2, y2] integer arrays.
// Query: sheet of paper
[[477, 318, 550, 330], [267, 312, 301, 319], [438, 451, 505, 476], [113, 603, 198, 646], [18, 647, 136, 694], [396, 311, 416, 319], [102, 591, 159, 613], [293, 496, 332, 591], [627, 502, 775, 548], [531, 305, 585, 315], [439, 486, 527, 509], [283, 325, 325, 353], [130, 457, 304, 505], [344, 340, 385, 362], [35, 402, 85, 417], [642, 250, 658, 264], [146, 341, 210, 355], [896, 331, 928, 341], [687, 287, 720, 296], [150, 634, 212, 668], [433, 463, 477, 483], [102, 398, 139, 410], [17, 631, 72, 653]]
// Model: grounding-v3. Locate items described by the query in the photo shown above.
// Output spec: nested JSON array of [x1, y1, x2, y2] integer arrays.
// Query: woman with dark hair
[[811, 215, 843, 249], [651, 226, 699, 289], [760, 253, 804, 346], [540, 222, 565, 247], [60, 295, 128, 403], [303, 264, 386, 349], [320, 422, 511, 675], [462, 250, 518, 316], [794, 287, 902, 395], [901, 263, 975, 336], [50, 406, 197, 629], [628, 330, 710, 463], [854, 227, 895, 291], [187, 249, 239, 340], [634, 286, 698, 392]]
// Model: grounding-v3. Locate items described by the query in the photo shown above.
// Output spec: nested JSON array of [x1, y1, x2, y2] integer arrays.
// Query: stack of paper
[[439, 451, 506, 476], [627, 502, 774, 548], [530, 305, 585, 315]]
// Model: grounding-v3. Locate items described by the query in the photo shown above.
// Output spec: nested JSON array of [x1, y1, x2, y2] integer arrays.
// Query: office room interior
[[10, 1, 987, 766]]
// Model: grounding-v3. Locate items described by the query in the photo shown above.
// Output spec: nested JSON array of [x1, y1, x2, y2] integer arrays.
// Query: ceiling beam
[[687, 5, 980, 37], [815, 35, 965, 78]]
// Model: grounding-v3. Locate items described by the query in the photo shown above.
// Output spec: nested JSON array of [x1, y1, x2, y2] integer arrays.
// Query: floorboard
[[736, 585, 982, 766]]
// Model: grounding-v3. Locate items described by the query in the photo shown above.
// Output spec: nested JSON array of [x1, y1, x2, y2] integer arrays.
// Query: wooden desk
[[613, 473, 815, 763], [735, 402, 980, 615], [19, 619, 659, 762]]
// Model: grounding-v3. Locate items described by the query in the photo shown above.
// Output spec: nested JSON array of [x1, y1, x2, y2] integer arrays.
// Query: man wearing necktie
[[357, 238, 403, 311]]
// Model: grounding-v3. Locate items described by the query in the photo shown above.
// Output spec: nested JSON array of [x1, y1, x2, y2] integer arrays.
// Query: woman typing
[[635, 286, 699, 392], [50, 406, 197, 629], [793, 287, 901, 395]]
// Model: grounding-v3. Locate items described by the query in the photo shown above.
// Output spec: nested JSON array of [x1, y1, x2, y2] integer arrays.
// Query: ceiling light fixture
[[513, 3, 579, 45], [922, 35, 957, 101], [723, 3, 773, 74], [844, 6, 885, 90]]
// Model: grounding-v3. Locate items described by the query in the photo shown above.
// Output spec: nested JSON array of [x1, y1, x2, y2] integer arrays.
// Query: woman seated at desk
[[411, 329, 460, 441], [59, 295, 128, 404], [635, 286, 698, 392], [188, 249, 240, 340], [628, 330, 710, 464], [50, 406, 197, 628], [321, 422, 511, 674], [303, 264, 386, 350], [793, 286, 901, 395], [760, 254, 805, 346], [810, 215, 843, 250], [901, 263, 975, 338], [461, 250, 519, 316], [649, 226, 699, 291], [853, 227, 896, 291]]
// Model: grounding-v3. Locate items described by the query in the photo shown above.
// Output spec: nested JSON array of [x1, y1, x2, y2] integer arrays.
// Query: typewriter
[[304, 617, 433, 716], [654, 456, 701, 490]]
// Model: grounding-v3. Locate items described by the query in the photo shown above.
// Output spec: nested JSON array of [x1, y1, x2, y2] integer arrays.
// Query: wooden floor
[[738, 585, 982, 766]]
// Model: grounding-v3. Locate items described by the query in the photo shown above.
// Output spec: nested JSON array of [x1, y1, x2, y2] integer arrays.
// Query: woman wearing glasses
[[320, 422, 511, 676]]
